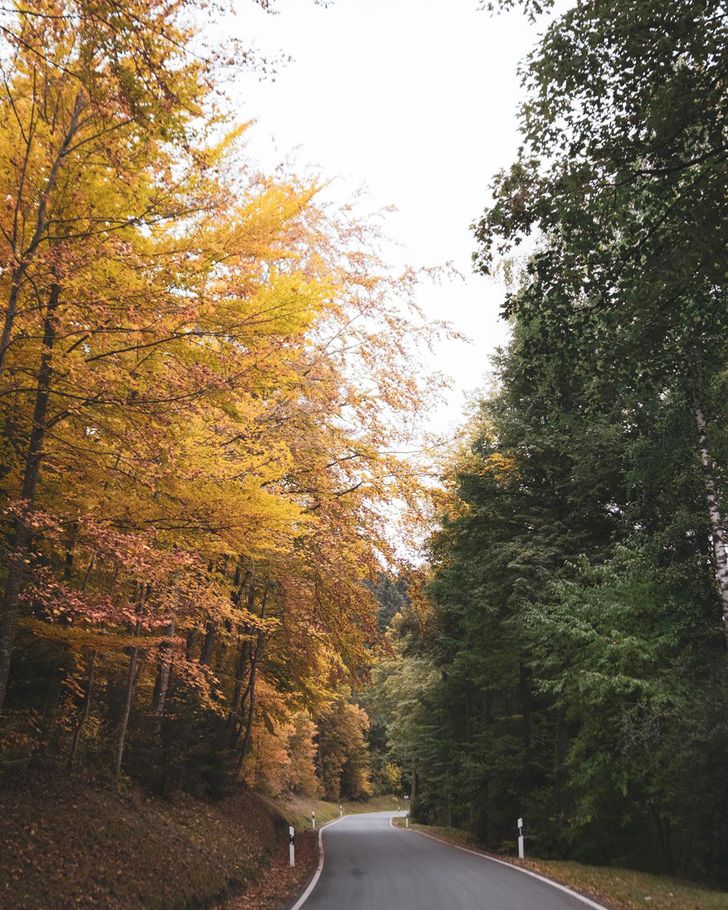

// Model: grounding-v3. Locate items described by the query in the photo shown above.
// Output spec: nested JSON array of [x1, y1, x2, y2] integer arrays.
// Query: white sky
[[224, 0, 551, 437]]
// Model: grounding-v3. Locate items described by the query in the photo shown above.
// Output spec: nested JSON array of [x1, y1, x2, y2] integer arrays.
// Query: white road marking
[[292, 812, 610, 910], [289, 814, 346, 910], [400, 823, 610, 910]]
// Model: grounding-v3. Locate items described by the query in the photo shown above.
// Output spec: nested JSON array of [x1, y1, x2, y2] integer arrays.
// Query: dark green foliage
[[367, 573, 409, 632], [406, 342, 728, 875], [398, 0, 728, 882]]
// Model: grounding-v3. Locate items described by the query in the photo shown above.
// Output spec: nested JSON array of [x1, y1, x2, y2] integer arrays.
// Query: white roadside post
[[404, 794, 410, 828], [339, 804, 343, 818], [312, 810, 316, 831], [289, 826, 295, 867], [517, 817, 525, 859]]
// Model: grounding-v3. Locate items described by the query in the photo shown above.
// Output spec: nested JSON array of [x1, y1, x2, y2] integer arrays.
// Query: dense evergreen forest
[[1, 0, 728, 901], [373, 0, 728, 884]]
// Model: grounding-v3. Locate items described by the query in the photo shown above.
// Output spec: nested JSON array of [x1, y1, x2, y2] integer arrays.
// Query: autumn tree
[[0, 2, 442, 800], [317, 695, 372, 801]]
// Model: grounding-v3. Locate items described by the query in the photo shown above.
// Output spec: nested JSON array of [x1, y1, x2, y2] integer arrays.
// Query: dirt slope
[[0, 771, 314, 910]]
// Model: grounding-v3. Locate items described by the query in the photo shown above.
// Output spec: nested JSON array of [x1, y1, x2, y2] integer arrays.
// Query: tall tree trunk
[[0, 90, 84, 374], [554, 706, 569, 820], [0, 283, 60, 714], [695, 408, 728, 640], [152, 616, 176, 717], [114, 585, 146, 777], [650, 804, 676, 875], [237, 631, 264, 769], [226, 580, 255, 738], [227, 636, 251, 739], [68, 650, 97, 769], [199, 620, 217, 666], [0, 92, 84, 377], [65, 548, 102, 763], [237, 589, 268, 769], [519, 662, 532, 795], [114, 644, 140, 778]]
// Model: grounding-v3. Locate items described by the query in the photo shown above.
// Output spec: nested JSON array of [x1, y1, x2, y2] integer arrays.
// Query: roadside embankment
[[0, 771, 317, 910]]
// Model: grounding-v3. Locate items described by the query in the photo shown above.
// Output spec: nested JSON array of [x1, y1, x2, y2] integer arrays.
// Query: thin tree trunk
[[237, 589, 268, 769], [226, 581, 255, 737], [237, 632, 263, 769], [695, 408, 728, 639], [185, 628, 198, 659], [0, 92, 84, 377], [68, 650, 97, 768], [555, 707, 569, 819], [650, 804, 676, 875], [152, 616, 175, 717], [64, 523, 78, 581], [227, 636, 251, 738], [199, 620, 218, 665], [64, 548, 102, 763], [0, 283, 60, 714], [519, 662, 532, 795], [114, 645, 140, 778], [114, 584, 146, 777], [237, 657, 259, 770]]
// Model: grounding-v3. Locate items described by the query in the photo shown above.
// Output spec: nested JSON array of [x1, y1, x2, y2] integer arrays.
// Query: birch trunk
[[0, 283, 60, 714], [695, 408, 728, 640]]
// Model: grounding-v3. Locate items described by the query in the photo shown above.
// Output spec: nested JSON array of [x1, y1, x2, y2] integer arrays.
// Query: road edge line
[[400, 824, 610, 910], [289, 815, 346, 910]]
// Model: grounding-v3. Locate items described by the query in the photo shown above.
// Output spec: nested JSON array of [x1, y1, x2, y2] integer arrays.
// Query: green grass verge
[[392, 820, 728, 910], [273, 793, 404, 829]]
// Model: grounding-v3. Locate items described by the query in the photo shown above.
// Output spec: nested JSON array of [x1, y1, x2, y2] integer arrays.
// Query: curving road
[[293, 812, 605, 910]]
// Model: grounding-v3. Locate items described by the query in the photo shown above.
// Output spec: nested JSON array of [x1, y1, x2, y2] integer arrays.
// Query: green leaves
[[401, 0, 728, 876]]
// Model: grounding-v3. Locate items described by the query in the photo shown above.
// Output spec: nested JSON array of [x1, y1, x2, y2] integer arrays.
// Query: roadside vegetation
[[371, 0, 728, 890], [274, 792, 404, 829]]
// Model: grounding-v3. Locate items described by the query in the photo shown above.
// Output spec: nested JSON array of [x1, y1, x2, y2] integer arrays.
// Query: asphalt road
[[295, 812, 604, 910]]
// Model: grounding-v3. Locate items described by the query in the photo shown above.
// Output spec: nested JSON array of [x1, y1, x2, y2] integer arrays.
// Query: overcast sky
[[225, 0, 552, 437]]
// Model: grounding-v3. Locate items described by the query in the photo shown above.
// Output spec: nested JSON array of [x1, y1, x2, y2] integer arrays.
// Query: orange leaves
[[0, 0, 448, 787]]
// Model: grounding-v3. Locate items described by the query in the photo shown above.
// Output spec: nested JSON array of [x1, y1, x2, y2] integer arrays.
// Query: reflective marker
[[517, 817, 525, 859]]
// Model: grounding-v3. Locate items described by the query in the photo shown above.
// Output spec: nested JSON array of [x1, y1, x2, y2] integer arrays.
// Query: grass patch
[[273, 793, 403, 830], [393, 821, 728, 910]]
